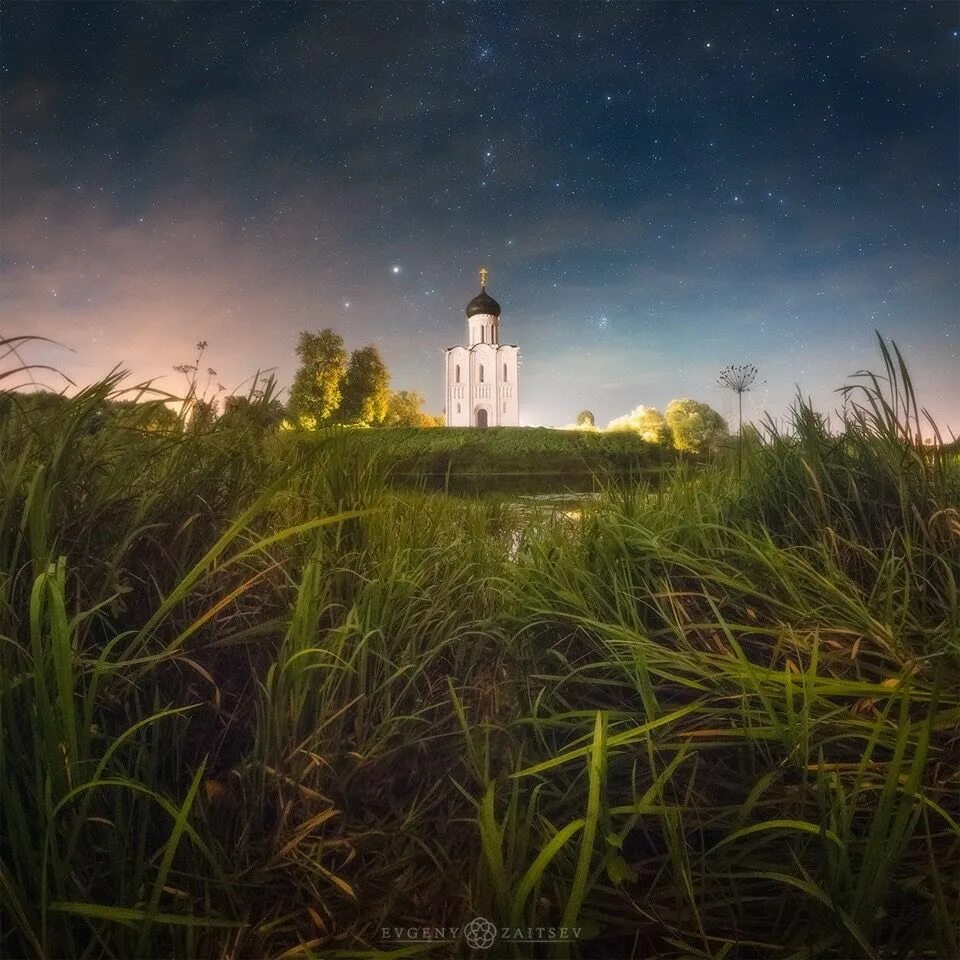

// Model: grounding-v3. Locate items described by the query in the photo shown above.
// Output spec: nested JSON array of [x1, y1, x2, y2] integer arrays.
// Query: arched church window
[[455, 364, 460, 383], [457, 403, 461, 413], [503, 363, 508, 381], [479, 365, 485, 383], [481, 327, 485, 343]]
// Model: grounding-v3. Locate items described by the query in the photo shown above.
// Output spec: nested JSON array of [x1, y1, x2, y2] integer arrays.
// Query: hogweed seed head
[[717, 363, 759, 395]]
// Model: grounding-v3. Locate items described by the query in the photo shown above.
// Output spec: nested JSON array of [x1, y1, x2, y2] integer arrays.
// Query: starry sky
[[2, 2, 958, 430]]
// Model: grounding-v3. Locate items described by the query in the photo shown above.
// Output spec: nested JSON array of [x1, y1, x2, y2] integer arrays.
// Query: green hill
[[316, 426, 674, 477]]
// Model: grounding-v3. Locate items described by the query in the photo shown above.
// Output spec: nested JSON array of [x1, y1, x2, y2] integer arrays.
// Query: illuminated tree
[[339, 345, 391, 425], [606, 405, 671, 445], [717, 363, 759, 477], [576, 409, 596, 428], [287, 329, 348, 427], [664, 398, 727, 454], [384, 390, 441, 427]]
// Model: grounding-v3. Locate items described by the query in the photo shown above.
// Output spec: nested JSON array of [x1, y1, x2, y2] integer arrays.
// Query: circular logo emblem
[[463, 915, 497, 951]]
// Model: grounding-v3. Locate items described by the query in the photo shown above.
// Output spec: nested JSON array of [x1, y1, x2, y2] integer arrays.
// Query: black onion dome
[[466, 286, 501, 318]]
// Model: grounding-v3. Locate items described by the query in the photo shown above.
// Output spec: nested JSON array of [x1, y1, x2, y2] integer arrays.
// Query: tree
[[384, 390, 441, 427], [287, 329, 348, 427], [221, 373, 286, 431], [606, 405, 671, 445], [106, 398, 180, 434], [142, 403, 181, 433], [717, 363, 760, 477], [339, 345, 390, 425], [187, 398, 218, 433], [664, 398, 727, 454], [221, 395, 286, 431], [576, 409, 596, 428]]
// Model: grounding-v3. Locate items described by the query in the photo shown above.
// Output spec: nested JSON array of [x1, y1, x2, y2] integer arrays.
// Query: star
[[1, 2, 955, 431]]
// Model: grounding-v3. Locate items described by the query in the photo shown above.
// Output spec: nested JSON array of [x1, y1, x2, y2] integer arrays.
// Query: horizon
[[2, 3, 958, 431]]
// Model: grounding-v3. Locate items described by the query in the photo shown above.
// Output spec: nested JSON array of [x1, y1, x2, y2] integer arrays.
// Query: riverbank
[[306, 424, 677, 478], [1, 352, 957, 960]]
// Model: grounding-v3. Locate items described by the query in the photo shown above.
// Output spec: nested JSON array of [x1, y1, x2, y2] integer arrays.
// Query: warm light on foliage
[[560, 399, 726, 454], [664, 398, 728, 453], [576, 409, 596, 428], [287, 329, 349, 426], [340, 345, 391, 425], [384, 390, 443, 427], [605, 405, 671, 444]]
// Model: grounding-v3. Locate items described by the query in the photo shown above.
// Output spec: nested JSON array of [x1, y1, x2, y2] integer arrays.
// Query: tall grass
[[0, 337, 957, 958]]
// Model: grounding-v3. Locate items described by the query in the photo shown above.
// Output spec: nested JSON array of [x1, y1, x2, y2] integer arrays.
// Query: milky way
[[2, 2, 958, 429]]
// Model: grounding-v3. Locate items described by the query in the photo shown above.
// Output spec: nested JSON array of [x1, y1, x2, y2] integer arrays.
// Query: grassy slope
[[0, 342, 958, 959], [313, 425, 673, 475]]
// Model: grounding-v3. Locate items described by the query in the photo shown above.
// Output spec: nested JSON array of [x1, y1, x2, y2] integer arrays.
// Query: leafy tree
[[384, 390, 441, 427], [221, 373, 286, 431], [186, 398, 218, 433], [105, 398, 181, 434], [665, 398, 727, 454], [576, 409, 596, 428], [339, 345, 390, 425], [606, 405, 671, 445], [287, 329, 348, 427], [0, 389, 70, 421], [221, 395, 286, 431], [143, 404, 181, 433]]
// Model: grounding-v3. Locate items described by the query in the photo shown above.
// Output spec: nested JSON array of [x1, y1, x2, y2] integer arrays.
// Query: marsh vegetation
[[0, 340, 957, 958]]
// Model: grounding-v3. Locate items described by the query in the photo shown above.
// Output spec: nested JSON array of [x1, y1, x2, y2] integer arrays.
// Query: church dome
[[466, 286, 501, 318]]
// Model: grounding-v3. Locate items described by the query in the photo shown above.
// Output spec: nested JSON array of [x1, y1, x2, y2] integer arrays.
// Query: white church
[[443, 268, 520, 427]]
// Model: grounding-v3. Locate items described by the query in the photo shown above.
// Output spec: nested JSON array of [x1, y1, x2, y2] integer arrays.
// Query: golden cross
[[479, 266, 489, 288]]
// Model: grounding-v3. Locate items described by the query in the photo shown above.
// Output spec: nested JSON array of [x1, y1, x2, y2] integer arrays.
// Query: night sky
[[3, 2, 958, 430]]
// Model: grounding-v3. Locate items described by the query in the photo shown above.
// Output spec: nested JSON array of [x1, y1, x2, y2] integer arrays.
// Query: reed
[[0, 337, 956, 958]]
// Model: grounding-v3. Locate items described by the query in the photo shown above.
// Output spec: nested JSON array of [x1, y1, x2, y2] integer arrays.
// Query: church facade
[[443, 269, 519, 427]]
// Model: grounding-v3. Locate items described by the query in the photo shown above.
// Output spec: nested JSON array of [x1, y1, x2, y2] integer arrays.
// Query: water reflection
[[499, 492, 606, 560], [388, 472, 660, 559]]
